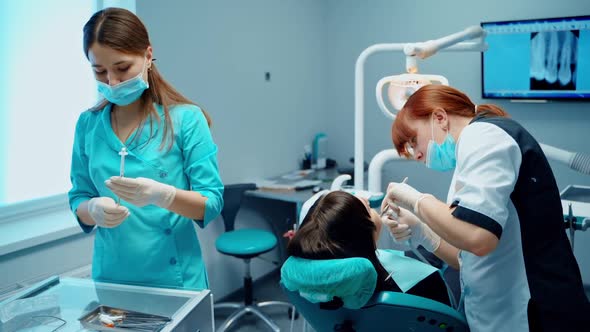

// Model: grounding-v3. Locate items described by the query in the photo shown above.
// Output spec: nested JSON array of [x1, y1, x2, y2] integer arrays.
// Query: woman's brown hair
[[392, 85, 507, 158], [83, 7, 211, 150], [287, 191, 395, 292]]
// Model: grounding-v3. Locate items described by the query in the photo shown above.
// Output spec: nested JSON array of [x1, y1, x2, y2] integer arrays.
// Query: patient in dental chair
[[286, 190, 450, 305]]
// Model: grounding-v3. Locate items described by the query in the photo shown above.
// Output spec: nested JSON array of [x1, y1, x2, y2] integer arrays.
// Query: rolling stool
[[215, 183, 295, 332]]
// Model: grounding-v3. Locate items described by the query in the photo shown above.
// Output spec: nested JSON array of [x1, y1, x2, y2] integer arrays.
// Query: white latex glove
[[382, 206, 441, 252], [87, 197, 130, 228], [381, 181, 433, 216], [105, 176, 177, 208], [380, 208, 413, 252]]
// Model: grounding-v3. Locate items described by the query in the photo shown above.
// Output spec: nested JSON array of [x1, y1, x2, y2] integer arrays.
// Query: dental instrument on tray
[[81, 305, 171, 331]]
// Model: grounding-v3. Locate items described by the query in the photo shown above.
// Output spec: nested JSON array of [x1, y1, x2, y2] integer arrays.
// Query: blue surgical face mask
[[97, 59, 149, 106], [425, 115, 457, 172]]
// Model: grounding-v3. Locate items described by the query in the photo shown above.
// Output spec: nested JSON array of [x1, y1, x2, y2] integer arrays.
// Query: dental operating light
[[354, 26, 487, 189], [376, 73, 449, 119]]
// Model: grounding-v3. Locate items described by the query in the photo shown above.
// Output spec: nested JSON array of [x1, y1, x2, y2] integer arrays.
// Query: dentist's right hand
[[382, 205, 441, 252], [382, 181, 433, 216], [87, 197, 130, 228]]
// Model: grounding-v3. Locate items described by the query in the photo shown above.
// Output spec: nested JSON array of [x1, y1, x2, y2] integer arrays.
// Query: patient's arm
[[433, 240, 460, 270]]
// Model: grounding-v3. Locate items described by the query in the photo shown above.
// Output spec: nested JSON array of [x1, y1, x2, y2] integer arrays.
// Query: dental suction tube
[[540, 143, 590, 175], [571, 153, 590, 175]]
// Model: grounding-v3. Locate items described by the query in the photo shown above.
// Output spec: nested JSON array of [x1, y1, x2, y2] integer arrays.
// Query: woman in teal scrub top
[[68, 8, 223, 290]]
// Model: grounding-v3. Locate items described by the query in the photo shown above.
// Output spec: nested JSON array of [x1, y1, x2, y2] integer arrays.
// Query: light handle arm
[[404, 26, 486, 59]]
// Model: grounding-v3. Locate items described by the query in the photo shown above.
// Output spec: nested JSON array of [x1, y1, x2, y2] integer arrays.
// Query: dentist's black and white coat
[[447, 114, 589, 332]]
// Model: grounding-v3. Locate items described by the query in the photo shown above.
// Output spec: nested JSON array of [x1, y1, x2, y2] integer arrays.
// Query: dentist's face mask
[[97, 59, 149, 106], [425, 114, 457, 172]]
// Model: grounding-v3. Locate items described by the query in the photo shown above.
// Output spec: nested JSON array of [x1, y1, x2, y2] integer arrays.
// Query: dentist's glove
[[380, 208, 413, 251], [87, 197, 130, 228], [382, 206, 441, 252], [105, 176, 177, 208], [382, 182, 434, 216]]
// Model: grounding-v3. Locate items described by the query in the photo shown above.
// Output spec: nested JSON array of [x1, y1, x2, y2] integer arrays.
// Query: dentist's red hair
[[391, 85, 507, 158]]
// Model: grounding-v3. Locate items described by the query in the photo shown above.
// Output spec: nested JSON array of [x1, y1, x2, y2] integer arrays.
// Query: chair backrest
[[282, 283, 468, 332], [281, 253, 466, 331], [220, 183, 257, 232]]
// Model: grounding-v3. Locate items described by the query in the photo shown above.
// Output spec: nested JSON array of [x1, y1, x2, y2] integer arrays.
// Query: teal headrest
[[280, 256, 377, 309], [280, 250, 438, 309]]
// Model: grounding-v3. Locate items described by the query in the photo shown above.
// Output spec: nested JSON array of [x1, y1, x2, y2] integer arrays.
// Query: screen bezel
[[480, 15, 590, 101]]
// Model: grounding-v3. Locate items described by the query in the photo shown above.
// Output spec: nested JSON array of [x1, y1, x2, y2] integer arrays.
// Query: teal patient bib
[[376, 249, 438, 292]]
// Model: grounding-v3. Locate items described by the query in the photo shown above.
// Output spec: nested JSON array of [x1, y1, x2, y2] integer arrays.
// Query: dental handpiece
[[380, 177, 408, 217], [117, 147, 128, 205]]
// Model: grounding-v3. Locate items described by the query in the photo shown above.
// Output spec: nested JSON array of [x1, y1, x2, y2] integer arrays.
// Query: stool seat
[[216, 229, 277, 256]]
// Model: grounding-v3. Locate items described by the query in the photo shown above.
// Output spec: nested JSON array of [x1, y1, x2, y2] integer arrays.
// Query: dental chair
[[214, 183, 295, 332], [281, 254, 468, 332]]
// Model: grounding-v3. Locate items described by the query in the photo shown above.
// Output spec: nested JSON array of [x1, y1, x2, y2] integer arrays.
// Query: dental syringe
[[117, 147, 128, 206]]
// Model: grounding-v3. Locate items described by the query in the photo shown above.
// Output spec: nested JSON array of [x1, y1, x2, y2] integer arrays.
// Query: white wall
[[138, 0, 330, 184]]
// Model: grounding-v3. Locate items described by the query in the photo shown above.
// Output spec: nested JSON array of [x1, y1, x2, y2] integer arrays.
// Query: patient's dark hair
[[287, 191, 395, 292]]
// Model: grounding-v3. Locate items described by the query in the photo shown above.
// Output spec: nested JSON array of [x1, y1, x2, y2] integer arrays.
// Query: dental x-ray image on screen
[[530, 30, 578, 91], [481, 16, 590, 100]]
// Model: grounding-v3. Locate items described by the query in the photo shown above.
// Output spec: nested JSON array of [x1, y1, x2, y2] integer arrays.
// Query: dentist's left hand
[[382, 206, 441, 253], [105, 176, 177, 208]]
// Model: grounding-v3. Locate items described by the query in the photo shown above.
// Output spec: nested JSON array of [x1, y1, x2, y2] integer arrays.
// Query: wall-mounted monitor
[[481, 16, 590, 100]]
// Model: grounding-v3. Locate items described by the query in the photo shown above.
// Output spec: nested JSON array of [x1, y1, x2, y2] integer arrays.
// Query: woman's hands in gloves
[[105, 177, 177, 208], [381, 181, 434, 216], [87, 197, 130, 228], [381, 205, 441, 252]]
